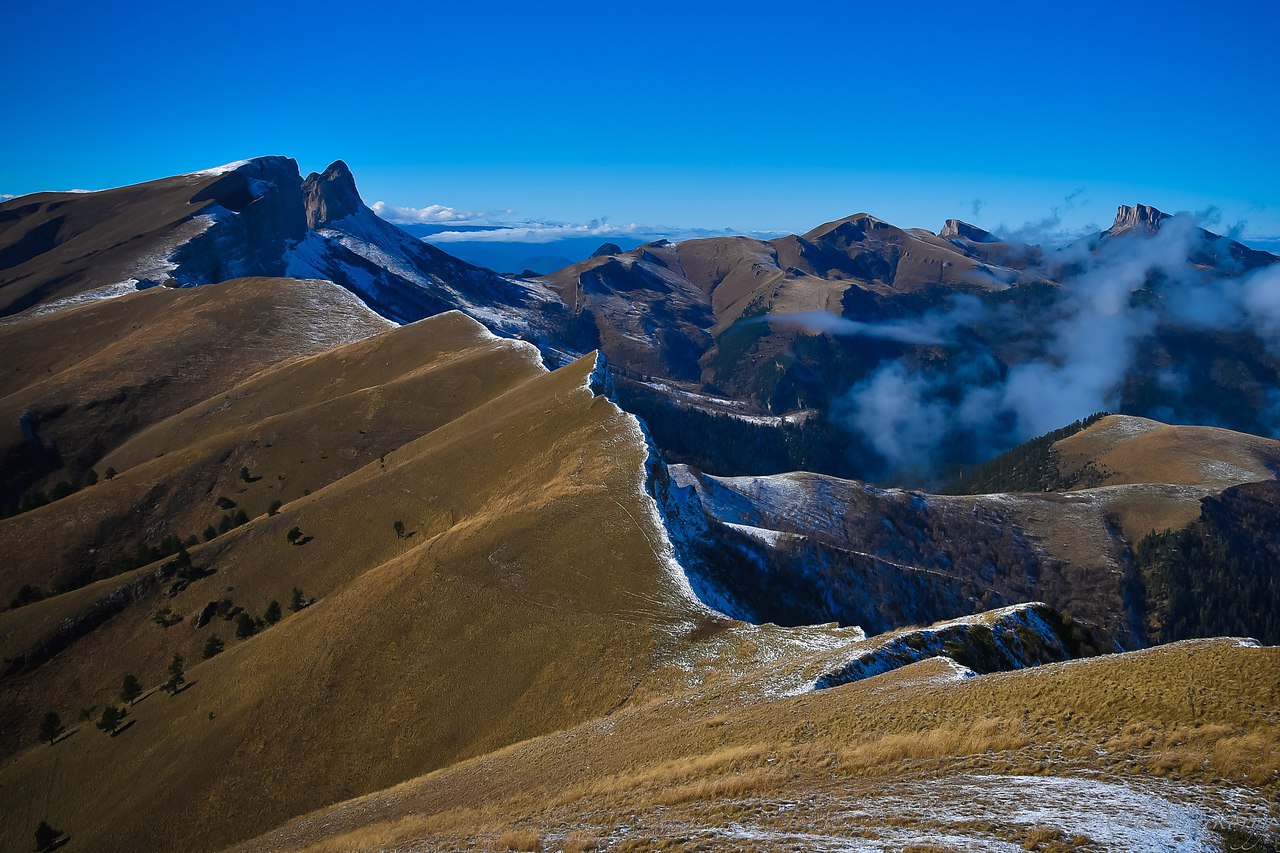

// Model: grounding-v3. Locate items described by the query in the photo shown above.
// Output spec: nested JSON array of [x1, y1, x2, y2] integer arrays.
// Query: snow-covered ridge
[[0, 280, 141, 327], [813, 602, 1073, 691]]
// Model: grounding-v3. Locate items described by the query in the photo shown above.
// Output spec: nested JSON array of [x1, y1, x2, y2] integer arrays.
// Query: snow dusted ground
[[668, 773, 1275, 852], [0, 279, 142, 326]]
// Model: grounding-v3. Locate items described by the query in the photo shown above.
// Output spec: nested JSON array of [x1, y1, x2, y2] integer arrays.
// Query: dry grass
[[652, 766, 786, 805], [560, 831, 598, 853], [497, 828, 543, 851], [837, 717, 1030, 772]]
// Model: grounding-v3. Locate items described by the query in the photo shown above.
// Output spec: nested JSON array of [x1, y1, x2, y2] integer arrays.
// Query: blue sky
[[3, 0, 1278, 243]]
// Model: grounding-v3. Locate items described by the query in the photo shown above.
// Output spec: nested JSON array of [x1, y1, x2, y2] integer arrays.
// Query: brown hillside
[[232, 638, 1280, 852], [0, 324, 717, 852]]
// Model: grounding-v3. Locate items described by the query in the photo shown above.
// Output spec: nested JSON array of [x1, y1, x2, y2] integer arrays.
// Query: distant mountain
[[661, 413, 1280, 648], [5, 160, 1279, 484], [2, 161, 1279, 852], [0, 157, 565, 337], [417, 233, 647, 275]]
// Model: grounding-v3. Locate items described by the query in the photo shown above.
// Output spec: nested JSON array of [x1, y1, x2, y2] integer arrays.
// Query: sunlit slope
[[0, 160, 293, 315], [0, 303, 541, 603], [1053, 414, 1280, 491], [232, 638, 1280, 852], [0, 277, 391, 522], [0, 334, 714, 853]]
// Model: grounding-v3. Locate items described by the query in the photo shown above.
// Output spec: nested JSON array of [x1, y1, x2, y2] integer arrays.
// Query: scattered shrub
[[39, 711, 64, 746], [163, 654, 185, 695], [35, 820, 64, 852], [263, 600, 282, 625], [120, 674, 141, 705], [235, 612, 257, 640], [96, 705, 126, 735], [203, 634, 225, 659]]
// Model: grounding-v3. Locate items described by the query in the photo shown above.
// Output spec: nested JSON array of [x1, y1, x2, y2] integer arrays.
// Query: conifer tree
[[39, 711, 64, 746], [121, 674, 142, 705], [164, 654, 185, 695]]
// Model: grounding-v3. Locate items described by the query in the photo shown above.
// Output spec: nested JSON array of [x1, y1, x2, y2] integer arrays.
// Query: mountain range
[[0, 157, 1277, 852]]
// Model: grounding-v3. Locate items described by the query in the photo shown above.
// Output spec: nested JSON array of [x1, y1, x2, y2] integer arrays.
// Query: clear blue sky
[[3, 0, 1278, 240]]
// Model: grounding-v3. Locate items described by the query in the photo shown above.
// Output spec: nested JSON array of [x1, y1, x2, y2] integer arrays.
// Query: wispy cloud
[[834, 212, 1280, 479], [994, 187, 1095, 245]]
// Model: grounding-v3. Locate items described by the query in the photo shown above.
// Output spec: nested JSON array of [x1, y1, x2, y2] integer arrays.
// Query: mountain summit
[[939, 218, 998, 243], [302, 160, 362, 228], [1109, 202, 1170, 235]]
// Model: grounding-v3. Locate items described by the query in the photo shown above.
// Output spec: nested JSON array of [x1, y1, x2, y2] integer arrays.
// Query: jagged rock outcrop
[[169, 157, 307, 285], [939, 218, 998, 243], [812, 603, 1100, 690], [1109, 203, 1170, 236], [302, 160, 362, 228]]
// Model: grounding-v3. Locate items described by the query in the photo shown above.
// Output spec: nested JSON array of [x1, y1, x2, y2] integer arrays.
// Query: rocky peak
[[939, 219, 997, 243], [302, 160, 362, 229], [591, 242, 623, 258], [1110, 203, 1169, 235]]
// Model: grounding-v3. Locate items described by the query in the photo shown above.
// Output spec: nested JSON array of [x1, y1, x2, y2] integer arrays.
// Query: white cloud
[[371, 198, 783, 244], [369, 200, 492, 224], [427, 221, 785, 244]]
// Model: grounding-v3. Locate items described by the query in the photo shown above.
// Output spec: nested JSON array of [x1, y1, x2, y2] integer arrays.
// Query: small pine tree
[[263, 600, 282, 625], [234, 612, 257, 640], [164, 654, 185, 695], [393, 520, 406, 538], [239, 465, 252, 482], [96, 705, 125, 735], [39, 711, 64, 746], [104, 467, 117, 480], [215, 495, 237, 510], [286, 527, 303, 544], [203, 525, 217, 541], [218, 514, 234, 534], [267, 499, 282, 516], [231, 509, 249, 526], [202, 634, 225, 659], [85, 468, 99, 486], [34, 820, 64, 852], [290, 587, 305, 612], [120, 674, 142, 705]]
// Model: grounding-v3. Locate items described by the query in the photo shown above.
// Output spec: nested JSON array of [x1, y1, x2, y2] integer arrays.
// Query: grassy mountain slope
[[0, 309, 719, 852], [234, 638, 1280, 852], [0, 276, 391, 519]]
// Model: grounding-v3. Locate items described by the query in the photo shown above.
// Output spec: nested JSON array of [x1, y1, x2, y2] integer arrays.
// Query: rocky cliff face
[[302, 160, 362, 228], [1108, 203, 1170, 236], [168, 157, 307, 285], [939, 218, 998, 243]]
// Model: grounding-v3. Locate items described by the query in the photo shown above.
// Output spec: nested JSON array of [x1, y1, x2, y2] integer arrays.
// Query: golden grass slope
[[0, 294, 541, 603], [233, 638, 1280, 852], [0, 276, 390, 500], [0, 302, 721, 852], [1054, 413, 1280, 492]]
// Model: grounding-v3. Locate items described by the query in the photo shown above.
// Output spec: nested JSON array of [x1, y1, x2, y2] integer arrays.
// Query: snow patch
[[189, 159, 253, 178], [0, 279, 140, 325]]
